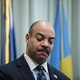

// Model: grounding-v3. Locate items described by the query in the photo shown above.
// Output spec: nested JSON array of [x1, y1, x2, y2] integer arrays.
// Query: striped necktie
[[36, 65, 47, 80]]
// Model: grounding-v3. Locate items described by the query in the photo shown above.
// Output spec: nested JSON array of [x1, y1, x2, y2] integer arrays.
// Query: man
[[0, 20, 70, 80]]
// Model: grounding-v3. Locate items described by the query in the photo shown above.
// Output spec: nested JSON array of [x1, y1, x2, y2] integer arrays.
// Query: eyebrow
[[36, 33, 55, 39]]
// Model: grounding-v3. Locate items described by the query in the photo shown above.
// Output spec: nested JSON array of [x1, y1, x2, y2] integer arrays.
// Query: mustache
[[38, 47, 49, 55]]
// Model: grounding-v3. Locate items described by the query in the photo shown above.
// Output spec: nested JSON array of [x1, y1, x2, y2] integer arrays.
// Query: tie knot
[[36, 65, 47, 80], [36, 65, 44, 71]]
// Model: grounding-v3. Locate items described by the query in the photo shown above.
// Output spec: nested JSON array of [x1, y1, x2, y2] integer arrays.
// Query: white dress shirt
[[24, 53, 50, 80]]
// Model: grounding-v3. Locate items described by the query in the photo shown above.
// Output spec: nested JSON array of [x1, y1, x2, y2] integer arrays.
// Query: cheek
[[29, 41, 34, 48], [28, 37, 41, 52], [50, 45, 53, 52], [28, 41, 36, 55], [29, 39, 38, 49]]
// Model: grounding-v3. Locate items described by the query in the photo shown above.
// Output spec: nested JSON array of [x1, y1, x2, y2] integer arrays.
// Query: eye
[[49, 39, 54, 45], [36, 34, 44, 41]]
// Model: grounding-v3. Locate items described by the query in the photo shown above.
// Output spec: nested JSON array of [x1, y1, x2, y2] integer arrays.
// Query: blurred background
[[0, 0, 80, 80]]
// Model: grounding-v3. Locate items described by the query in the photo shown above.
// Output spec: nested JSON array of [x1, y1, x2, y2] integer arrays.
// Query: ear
[[25, 33, 30, 43]]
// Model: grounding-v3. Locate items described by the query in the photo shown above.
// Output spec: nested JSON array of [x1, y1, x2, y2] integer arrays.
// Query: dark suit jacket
[[0, 55, 70, 80]]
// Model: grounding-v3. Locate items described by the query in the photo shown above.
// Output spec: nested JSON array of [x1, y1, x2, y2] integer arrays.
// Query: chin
[[36, 58, 47, 64]]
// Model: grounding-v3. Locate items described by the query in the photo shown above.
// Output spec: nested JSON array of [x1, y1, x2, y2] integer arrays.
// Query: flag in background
[[1, 0, 17, 65], [50, 0, 73, 79], [50, 0, 61, 70]]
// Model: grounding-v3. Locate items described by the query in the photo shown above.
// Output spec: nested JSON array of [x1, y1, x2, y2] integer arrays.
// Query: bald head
[[28, 20, 55, 36], [26, 20, 55, 64]]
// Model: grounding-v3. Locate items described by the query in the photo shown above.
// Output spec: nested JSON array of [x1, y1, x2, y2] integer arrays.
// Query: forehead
[[32, 22, 55, 37]]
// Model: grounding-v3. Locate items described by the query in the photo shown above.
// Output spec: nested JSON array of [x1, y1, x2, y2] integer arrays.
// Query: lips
[[37, 48, 49, 55]]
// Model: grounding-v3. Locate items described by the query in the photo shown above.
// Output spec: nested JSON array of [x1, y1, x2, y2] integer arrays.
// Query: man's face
[[26, 22, 55, 64]]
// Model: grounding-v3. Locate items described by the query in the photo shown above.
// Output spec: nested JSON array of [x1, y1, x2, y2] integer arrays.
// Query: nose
[[41, 39, 49, 48]]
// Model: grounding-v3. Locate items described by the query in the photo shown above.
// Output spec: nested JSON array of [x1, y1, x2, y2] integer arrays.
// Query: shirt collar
[[24, 53, 48, 73], [41, 61, 48, 73]]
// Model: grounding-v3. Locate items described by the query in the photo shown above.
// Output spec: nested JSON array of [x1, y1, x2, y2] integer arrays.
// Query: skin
[[26, 21, 55, 64]]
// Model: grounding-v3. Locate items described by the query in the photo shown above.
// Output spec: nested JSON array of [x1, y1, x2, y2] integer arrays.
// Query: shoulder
[[48, 64, 70, 80], [0, 59, 16, 80], [0, 55, 24, 73], [0, 59, 17, 75], [0, 55, 25, 80]]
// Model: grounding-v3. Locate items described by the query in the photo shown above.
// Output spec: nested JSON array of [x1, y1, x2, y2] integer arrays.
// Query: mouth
[[37, 49, 49, 56], [35, 49, 49, 64]]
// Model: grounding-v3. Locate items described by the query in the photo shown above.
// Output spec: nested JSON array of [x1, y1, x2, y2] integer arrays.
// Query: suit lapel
[[48, 64, 59, 80], [15, 55, 35, 80], [15, 55, 62, 80]]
